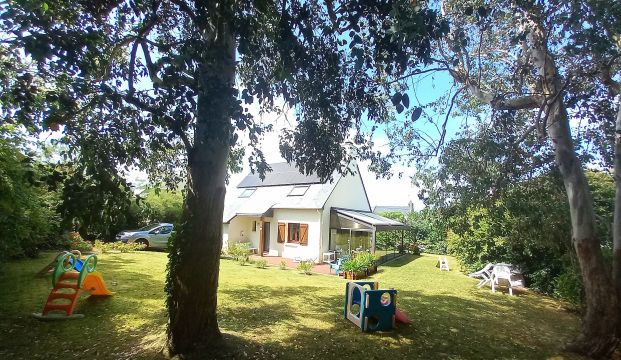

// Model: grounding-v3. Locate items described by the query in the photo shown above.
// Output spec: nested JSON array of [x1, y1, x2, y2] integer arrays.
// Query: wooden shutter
[[277, 223, 286, 243], [300, 223, 308, 245]]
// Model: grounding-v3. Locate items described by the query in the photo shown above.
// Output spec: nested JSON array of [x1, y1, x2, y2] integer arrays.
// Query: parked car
[[115, 223, 174, 249]]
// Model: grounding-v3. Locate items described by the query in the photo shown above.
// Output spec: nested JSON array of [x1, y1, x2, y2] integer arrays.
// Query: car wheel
[[135, 239, 149, 249]]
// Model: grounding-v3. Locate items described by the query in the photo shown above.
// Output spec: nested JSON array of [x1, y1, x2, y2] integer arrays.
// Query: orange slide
[[395, 308, 411, 324], [81, 272, 114, 296]]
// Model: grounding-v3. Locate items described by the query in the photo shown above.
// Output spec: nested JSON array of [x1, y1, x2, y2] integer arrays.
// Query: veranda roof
[[331, 208, 408, 231]]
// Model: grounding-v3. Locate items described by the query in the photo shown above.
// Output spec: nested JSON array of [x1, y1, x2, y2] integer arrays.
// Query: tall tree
[[1, 0, 445, 355], [386, 0, 620, 356]]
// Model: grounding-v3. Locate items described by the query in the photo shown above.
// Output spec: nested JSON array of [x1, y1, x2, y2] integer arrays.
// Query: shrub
[[355, 252, 376, 269], [296, 260, 314, 275], [255, 259, 268, 269], [279, 260, 287, 270], [228, 242, 251, 265], [409, 243, 421, 255], [0, 140, 60, 261], [93, 240, 146, 253], [342, 257, 361, 272], [65, 232, 93, 253], [554, 269, 583, 306]]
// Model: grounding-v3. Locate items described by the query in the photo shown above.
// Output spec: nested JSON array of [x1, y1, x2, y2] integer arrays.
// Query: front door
[[262, 222, 270, 254]]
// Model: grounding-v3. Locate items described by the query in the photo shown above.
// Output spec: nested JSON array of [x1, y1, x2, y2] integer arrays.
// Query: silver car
[[116, 223, 174, 249]]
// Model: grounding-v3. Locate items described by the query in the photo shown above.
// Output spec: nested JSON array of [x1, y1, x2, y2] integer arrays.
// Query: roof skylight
[[288, 185, 310, 196], [239, 188, 256, 198]]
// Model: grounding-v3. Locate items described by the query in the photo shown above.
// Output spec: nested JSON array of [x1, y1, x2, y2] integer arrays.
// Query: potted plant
[[356, 252, 377, 276], [343, 257, 366, 280]]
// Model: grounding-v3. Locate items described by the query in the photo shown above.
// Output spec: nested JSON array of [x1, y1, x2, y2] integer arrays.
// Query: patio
[[249, 255, 334, 275]]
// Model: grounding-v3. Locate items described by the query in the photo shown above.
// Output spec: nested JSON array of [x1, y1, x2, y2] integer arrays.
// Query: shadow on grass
[[1, 252, 581, 360], [0, 252, 170, 360], [212, 282, 580, 360]]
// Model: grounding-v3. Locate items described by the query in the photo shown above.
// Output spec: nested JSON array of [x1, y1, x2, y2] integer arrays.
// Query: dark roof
[[373, 206, 412, 215], [237, 162, 323, 188]]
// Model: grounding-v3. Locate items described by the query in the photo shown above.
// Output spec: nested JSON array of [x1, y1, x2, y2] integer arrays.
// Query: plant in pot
[[356, 252, 377, 276], [342, 258, 363, 280]]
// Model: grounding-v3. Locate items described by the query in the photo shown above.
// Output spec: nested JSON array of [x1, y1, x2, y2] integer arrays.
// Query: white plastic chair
[[438, 256, 450, 271], [491, 263, 524, 296], [469, 263, 494, 288]]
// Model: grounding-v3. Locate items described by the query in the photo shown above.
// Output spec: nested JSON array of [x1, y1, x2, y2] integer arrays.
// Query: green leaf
[[391, 93, 402, 106], [411, 107, 422, 121]]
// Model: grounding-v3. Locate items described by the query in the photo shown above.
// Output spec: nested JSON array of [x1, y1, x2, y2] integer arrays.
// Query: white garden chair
[[468, 263, 494, 288], [491, 263, 525, 296]]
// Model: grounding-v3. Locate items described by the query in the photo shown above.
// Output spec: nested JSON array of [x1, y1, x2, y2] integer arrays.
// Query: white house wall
[[320, 167, 371, 254], [225, 216, 262, 251], [269, 208, 321, 261]]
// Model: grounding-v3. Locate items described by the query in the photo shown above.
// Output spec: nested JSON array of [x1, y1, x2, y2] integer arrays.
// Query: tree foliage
[[1, 0, 448, 355], [0, 138, 60, 261]]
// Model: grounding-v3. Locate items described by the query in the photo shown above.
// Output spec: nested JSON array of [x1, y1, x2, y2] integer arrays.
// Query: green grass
[[0, 252, 582, 359]]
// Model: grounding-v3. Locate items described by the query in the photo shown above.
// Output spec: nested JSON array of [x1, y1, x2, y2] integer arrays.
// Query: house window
[[288, 185, 309, 196], [287, 223, 308, 245], [239, 188, 256, 198], [252, 221, 257, 232]]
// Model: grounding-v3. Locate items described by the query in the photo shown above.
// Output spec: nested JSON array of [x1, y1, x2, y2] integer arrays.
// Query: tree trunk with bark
[[528, 20, 621, 358], [613, 102, 621, 296], [166, 24, 236, 356]]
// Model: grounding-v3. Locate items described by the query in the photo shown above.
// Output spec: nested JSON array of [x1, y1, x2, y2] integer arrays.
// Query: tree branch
[[433, 87, 465, 156], [140, 41, 163, 85], [448, 68, 543, 110], [121, 93, 193, 152], [600, 60, 621, 95], [386, 67, 449, 85], [169, 0, 198, 23], [128, 41, 139, 94]]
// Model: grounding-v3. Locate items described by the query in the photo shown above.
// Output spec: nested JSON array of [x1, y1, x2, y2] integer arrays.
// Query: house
[[222, 162, 406, 262]]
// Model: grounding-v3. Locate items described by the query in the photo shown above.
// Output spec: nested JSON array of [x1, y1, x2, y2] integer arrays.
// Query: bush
[[279, 260, 287, 270], [65, 232, 93, 253], [94, 240, 146, 253], [355, 252, 376, 269], [554, 269, 583, 306], [0, 140, 60, 261], [254, 259, 268, 269], [228, 242, 251, 265], [296, 260, 314, 275]]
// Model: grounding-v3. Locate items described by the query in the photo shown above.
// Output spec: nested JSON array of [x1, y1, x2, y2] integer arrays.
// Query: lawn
[[0, 252, 582, 359]]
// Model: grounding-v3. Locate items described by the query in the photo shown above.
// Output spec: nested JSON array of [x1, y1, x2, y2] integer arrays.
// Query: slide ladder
[[41, 271, 82, 317]]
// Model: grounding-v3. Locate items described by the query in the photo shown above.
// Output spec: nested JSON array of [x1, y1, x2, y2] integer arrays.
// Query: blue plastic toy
[[344, 281, 397, 332]]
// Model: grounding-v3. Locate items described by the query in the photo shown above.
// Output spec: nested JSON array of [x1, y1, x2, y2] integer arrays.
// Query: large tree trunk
[[528, 20, 621, 358], [166, 23, 236, 356], [613, 103, 621, 295]]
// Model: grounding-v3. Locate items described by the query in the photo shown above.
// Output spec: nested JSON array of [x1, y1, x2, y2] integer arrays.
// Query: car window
[[140, 224, 160, 231], [160, 226, 172, 235]]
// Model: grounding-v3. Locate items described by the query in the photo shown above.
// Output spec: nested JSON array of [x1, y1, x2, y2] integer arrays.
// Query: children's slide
[[81, 272, 113, 296], [395, 308, 411, 324]]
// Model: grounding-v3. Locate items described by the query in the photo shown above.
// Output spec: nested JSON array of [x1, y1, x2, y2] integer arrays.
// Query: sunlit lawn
[[0, 252, 582, 359]]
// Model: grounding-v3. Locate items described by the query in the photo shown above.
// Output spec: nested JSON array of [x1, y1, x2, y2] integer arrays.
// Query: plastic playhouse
[[33, 252, 113, 320], [344, 281, 409, 332]]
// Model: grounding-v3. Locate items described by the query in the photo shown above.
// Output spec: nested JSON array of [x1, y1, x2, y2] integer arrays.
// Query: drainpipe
[[317, 209, 322, 262]]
